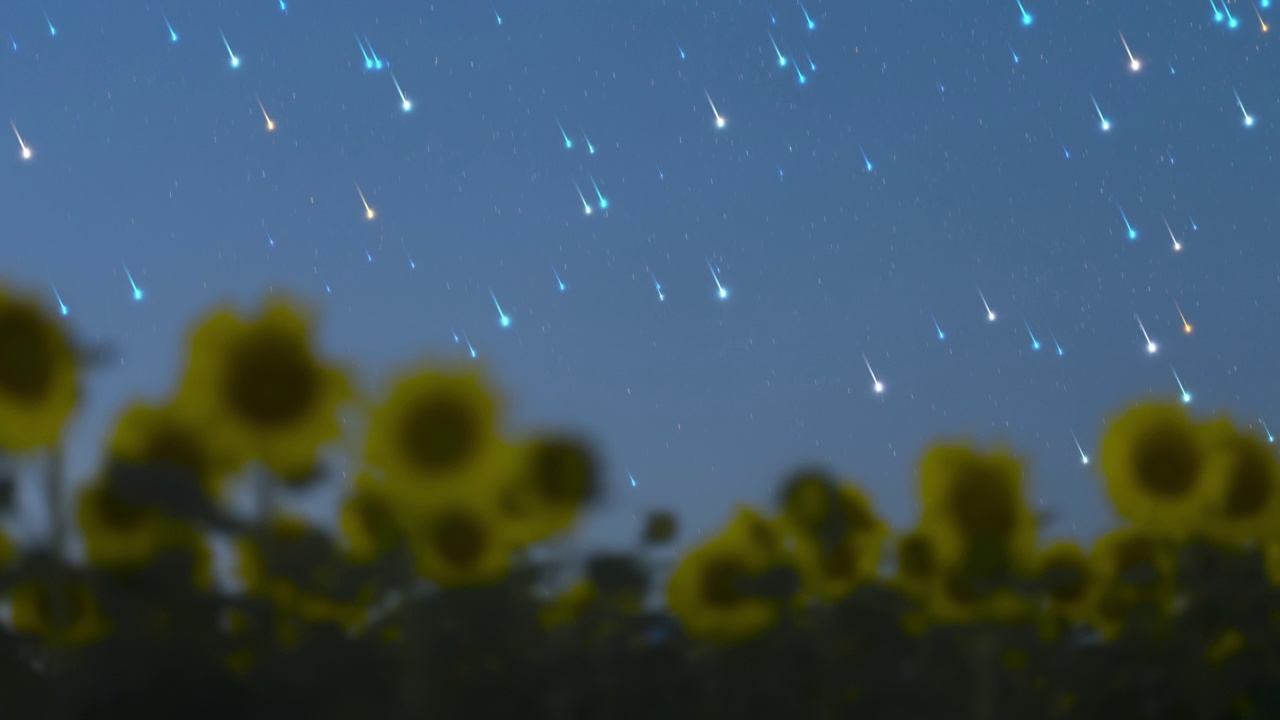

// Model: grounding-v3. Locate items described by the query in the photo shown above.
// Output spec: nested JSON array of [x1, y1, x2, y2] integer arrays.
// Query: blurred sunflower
[[641, 510, 678, 545], [1087, 527, 1176, 639], [1100, 403, 1213, 533], [365, 368, 508, 510], [1036, 541, 1093, 623], [1196, 419, 1280, 546], [925, 570, 1031, 625], [666, 506, 792, 644], [0, 289, 78, 452], [406, 494, 512, 587], [891, 529, 938, 599], [788, 485, 886, 602], [77, 481, 197, 571], [917, 444, 1036, 576], [108, 400, 242, 498], [339, 480, 404, 563], [9, 579, 110, 645], [496, 436, 597, 546], [175, 300, 351, 482], [777, 468, 840, 536], [540, 580, 598, 629]]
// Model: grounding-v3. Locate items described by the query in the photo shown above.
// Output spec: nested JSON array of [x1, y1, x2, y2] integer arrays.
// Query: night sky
[[2, 0, 1277, 548]]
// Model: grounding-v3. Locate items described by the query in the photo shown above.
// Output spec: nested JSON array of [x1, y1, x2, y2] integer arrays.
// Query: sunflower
[[924, 570, 1031, 625], [9, 579, 111, 645], [641, 510, 678, 544], [405, 494, 512, 587], [891, 529, 939, 600], [777, 468, 840, 535], [174, 299, 351, 482], [1087, 527, 1176, 639], [0, 288, 78, 452], [1195, 418, 1280, 547], [108, 400, 243, 498], [917, 444, 1036, 576], [787, 485, 886, 602], [365, 368, 509, 511], [540, 580, 598, 629], [665, 506, 792, 644], [1035, 541, 1093, 623], [496, 436, 597, 546], [339, 481, 404, 563], [77, 481, 197, 571], [1099, 402, 1214, 533]]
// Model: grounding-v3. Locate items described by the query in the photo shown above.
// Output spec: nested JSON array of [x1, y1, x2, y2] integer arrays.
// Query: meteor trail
[[1090, 93, 1111, 131], [862, 354, 884, 394], [364, 37, 385, 69], [651, 272, 665, 302], [1171, 366, 1192, 404], [1008, 42, 1020, 63], [1135, 314, 1157, 354], [859, 144, 873, 172], [1224, 1, 1239, 28], [1262, 419, 1275, 443], [1070, 430, 1089, 464], [555, 118, 573, 148], [1162, 215, 1181, 252], [705, 90, 726, 128], [401, 239, 416, 269], [804, 50, 816, 71], [708, 260, 728, 299], [1210, 0, 1225, 22], [1015, 0, 1033, 25], [51, 284, 68, 316], [123, 264, 144, 301], [791, 56, 807, 84], [1190, 216, 1199, 231], [1052, 335, 1064, 356], [799, 1, 816, 30], [572, 180, 592, 215], [582, 130, 596, 154], [44, 12, 56, 36], [491, 2, 503, 25], [391, 73, 411, 111], [931, 315, 945, 340], [11, 121, 32, 160], [978, 287, 997, 321], [356, 35, 372, 69], [767, 32, 787, 66], [588, 177, 609, 210], [1233, 89, 1254, 127], [627, 469, 637, 488], [1253, 2, 1269, 31], [1061, 143, 1071, 159], [355, 183, 375, 220], [256, 95, 276, 131], [1024, 320, 1041, 350], [1118, 204, 1137, 240], [675, 37, 686, 60], [1174, 300, 1192, 333], [219, 29, 240, 68], [463, 334, 477, 358], [551, 264, 566, 291], [161, 11, 178, 42], [490, 290, 511, 327], [1118, 31, 1140, 71]]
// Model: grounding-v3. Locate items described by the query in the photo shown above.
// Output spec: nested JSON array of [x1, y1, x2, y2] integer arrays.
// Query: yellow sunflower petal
[[77, 481, 195, 570], [406, 495, 512, 587], [10, 579, 111, 646], [109, 400, 242, 498], [0, 288, 78, 452], [1196, 418, 1280, 547]]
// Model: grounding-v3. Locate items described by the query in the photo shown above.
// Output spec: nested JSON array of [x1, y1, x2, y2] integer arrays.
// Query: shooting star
[[1118, 31, 1141, 71], [862, 354, 884, 394], [978, 287, 997, 321], [43, 11, 56, 37], [161, 11, 178, 42], [1118, 204, 1137, 240], [364, 36, 385, 69], [463, 334, 477, 358], [391, 73, 412, 111], [1071, 430, 1089, 464], [355, 183, 375, 220], [651, 272, 665, 302], [1135, 314, 1157, 354], [1174, 300, 1193, 333], [627, 469, 637, 488], [1015, 0, 1033, 25], [767, 32, 787, 67], [50, 283, 68, 316], [1234, 89, 1254, 127], [490, 289, 511, 327], [931, 315, 945, 340], [122, 264, 144, 301], [355, 34, 373, 68], [1261, 419, 1275, 443], [1090, 93, 1111, 131], [1052, 335, 1064, 356], [1024, 320, 1041, 350], [705, 90, 726, 128], [589, 175, 609, 209], [11, 121, 32, 160], [1162, 215, 1181, 252], [859, 144, 874, 172], [572, 180, 592, 215], [219, 29, 240, 68], [551, 263, 566, 291], [1210, 0, 1225, 22], [1171, 366, 1192, 403], [491, 2, 503, 25], [799, 1, 816, 29], [555, 118, 573, 148], [708, 260, 728, 299], [256, 95, 276, 131]]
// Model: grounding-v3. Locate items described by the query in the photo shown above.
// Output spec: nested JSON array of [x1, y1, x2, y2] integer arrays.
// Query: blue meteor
[[1015, 0, 1033, 25], [555, 118, 573, 149], [627, 469, 637, 487], [582, 130, 596, 154], [767, 32, 787, 67], [1090, 93, 1110, 131], [450, 325, 460, 344], [8, 34, 16, 52], [1262, 419, 1275, 443], [1223, 1, 1239, 27], [491, 2, 503, 25], [1118, 204, 1137, 240], [792, 56, 807, 84], [463, 334, 477, 358], [1171, 366, 1192, 404], [161, 11, 178, 42], [44, 12, 56, 37], [391, 72, 412, 111], [768, 9, 778, 24], [364, 36, 386, 69], [51, 283, 68, 316], [219, 29, 240, 68], [123, 264, 144, 301], [708, 260, 728, 300], [490, 289, 511, 327], [799, 1, 816, 30], [931, 315, 945, 340], [1024, 320, 1041, 350], [675, 38, 686, 60], [551, 263, 566, 291], [1052, 335, 1063, 355], [1190, 216, 1199, 231], [401, 239, 416, 269], [589, 175, 608, 209], [1209, 0, 1225, 22], [651, 272, 665, 302], [1008, 42, 1020, 63], [279, 1, 288, 14], [1061, 142, 1071, 159], [859, 144, 873, 172], [804, 50, 816, 72], [356, 35, 373, 68]]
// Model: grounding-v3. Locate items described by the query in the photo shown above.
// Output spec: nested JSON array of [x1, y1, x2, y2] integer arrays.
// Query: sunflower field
[[2, 284, 1280, 720]]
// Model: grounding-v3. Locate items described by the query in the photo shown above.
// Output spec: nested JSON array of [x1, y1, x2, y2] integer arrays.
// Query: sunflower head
[[1196, 419, 1280, 547], [1100, 402, 1213, 533], [777, 468, 839, 534], [176, 300, 351, 481], [340, 483, 404, 563], [495, 436, 598, 546], [407, 496, 511, 587], [10, 579, 111, 646], [109, 401, 242, 499], [1036, 541, 1093, 622], [893, 529, 938, 598], [1090, 527, 1176, 615], [641, 510, 678, 544], [77, 481, 196, 571], [0, 289, 78, 452]]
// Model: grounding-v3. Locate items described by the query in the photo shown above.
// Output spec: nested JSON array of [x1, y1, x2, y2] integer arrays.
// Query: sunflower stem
[[399, 552, 428, 719], [967, 630, 999, 720]]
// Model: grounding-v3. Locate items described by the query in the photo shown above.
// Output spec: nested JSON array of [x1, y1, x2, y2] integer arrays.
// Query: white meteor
[[1118, 31, 1141, 71], [391, 73, 412, 111], [573, 180, 592, 215], [1234, 89, 1254, 127], [704, 90, 726, 129], [219, 29, 240, 68], [707, 260, 728, 299], [11, 120, 31, 160], [977, 287, 996, 321], [1135, 313, 1157, 354], [1070, 429, 1089, 464], [1161, 215, 1182, 252], [862, 354, 884, 394]]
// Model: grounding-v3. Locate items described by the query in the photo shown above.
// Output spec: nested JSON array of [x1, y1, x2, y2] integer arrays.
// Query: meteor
[[708, 260, 728, 299], [1052, 335, 1064, 356], [555, 117, 573, 148], [8, 34, 16, 52], [859, 144, 873, 172], [977, 287, 997, 321], [1024, 320, 1041, 350], [1173, 299, 1192, 333], [1161, 215, 1181, 252], [44, 12, 56, 37], [266, 231, 275, 247], [862, 354, 884, 394], [651, 272, 665, 302], [791, 56, 807, 84], [804, 50, 816, 71], [657, 165, 665, 180], [675, 37, 686, 60], [1118, 204, 1137, 240], [931, 314, 945, 340], [1070, 430, 1089, 464], [767, 32, 787, 67], [161, 11, 178, 42], [364, 37, 385, 69], [11, 121, 32, 160], [123, 264, 144, 301], [1254, 2, 1269, 31], [799, 1, 816, 30], [572, 180, 592, 215], [704, 90, 726, 129], [1262, 419, 1275, 444], [1224, 1, 1239, 28], [50, 283, 68, 316], [1168, 61, 1176, 75], [401, 239, 416, 269], [256, 95, 276, 131], [279, 1, 288, 14], [1190, 215, 1199, 231], [355, 182, 375, 220], [219, 29, 240, 68], [1171, 366, 1192, 404], [1009, 42, 1020, 64], [627, 469, 637, 488], [1118, 31, 1140, 71], [491, 2, 503, 25], [1233, 89, 1254, 127], [361, 241, 373, 263], [1061, 142, 1071, 159], [463, 334, 477, 358], [551, 264, 566, 291], [1210, 0, 1225, 22], [391, 73, 412, 111], [1090, 93, 1111, 131], [768, 8, 778, 24], [1135, 314, 1157, 354], [490, 289, 511, 327], [1015, 0, 1033, 25], [589, 175, 608, 210], [582, 129, 596, 154], [356, 35, 373, 69]]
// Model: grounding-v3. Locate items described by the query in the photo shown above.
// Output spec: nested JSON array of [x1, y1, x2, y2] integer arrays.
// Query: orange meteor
[[1174, 300, 1192, 334], [256, 95, 276, 131]]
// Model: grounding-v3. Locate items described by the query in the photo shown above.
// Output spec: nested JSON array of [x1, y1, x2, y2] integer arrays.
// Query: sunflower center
[[701, 557, 747, 608], [899, 535, 935, 578], [400, 396, 479, 474], [821, 540, 858, 580], [530, 441, 593, 507], [98, 492, 150, 531], [144, 426, 207, 480], [1222, 444, 1274, 519], [225, 332, 319, 428], [946, 465, 1016, 538], [432, 511, 486, 568], [0, 306, 56, 403], [1046, 562, 1087, 604], [1132, 424, 1202, 499]]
